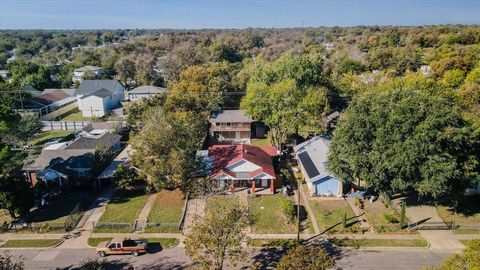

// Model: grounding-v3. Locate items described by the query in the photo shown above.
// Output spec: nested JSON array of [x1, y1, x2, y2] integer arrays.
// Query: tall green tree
[[277, 245, 334, 270], [241, 53, 331, 149], [130, 109, 207, 190], [328, 88, 479, 198], [184, 197, 250, 270], [426, 239, 480, 270]]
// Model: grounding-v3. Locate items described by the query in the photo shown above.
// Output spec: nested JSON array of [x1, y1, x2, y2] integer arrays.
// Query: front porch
[[215, 179, 275, 195]]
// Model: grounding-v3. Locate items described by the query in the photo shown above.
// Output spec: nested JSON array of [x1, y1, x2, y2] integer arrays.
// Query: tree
[[277, 245, 334, 270], [13, 114, 44, 143], [79, 258, 108, 270], [241, 53, 331, 150], [113, 164, 137, 190], [114, 56, 136, 86], [184, 197, 250, 270], [399, 201, 406, 229], [0, 252, 24, 270], [130, 109, 207, 190], [0, 178, 35, 219], [427, 239, 480, 270], [328, 88, 479, 199], [92, 145, 115, 181]]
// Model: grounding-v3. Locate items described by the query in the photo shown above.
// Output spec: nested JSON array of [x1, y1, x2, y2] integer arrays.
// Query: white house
[[72, 65, 104, 83], [75, 80, 125, 117], [294, 136, 343, 197], [127, 85, 167, 102]]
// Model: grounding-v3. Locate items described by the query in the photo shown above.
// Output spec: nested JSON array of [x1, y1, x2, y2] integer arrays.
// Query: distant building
[[22, 122, 122, 186], [0, 70, 10, 81], [75, 80, 125, 117], [209, 110, 253, 144], [72, 65, 104, 83], [127, 85, 167, 102], [293, 136, 343, 197]]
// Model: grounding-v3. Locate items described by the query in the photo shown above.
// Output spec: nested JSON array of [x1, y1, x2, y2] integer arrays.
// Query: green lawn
[[329, 238, 428, 248], [453, 229, 480, 234], [138, 238, 179, 248], [87, 237, 113, 247], [144, 189, 185, 233], [97, 189, 149, 224], [60, 108, 91, 121], [249, 194, 297, 234], [29, 191, 96, 224], [251, 138, 271, 147], [436, 200, 480, 227], [309, 199, 360, 233], [248, 239, 299, 248], [363, 198, 403, 233], [29, 130, 72, 145], [2, 239, 63, 248]]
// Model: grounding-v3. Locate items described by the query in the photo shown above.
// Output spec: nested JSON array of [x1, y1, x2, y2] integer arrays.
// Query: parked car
[[96, 238, 148, 257]]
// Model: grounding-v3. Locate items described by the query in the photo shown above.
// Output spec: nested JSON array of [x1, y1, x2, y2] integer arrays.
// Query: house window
[[468, 181, 479, 190]]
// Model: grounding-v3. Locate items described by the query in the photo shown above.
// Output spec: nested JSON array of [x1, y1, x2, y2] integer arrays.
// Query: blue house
[[293, 136, 343, 197]]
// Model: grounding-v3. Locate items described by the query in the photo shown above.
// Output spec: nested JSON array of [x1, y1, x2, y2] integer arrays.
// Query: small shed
[[293, 136, 343, 197]]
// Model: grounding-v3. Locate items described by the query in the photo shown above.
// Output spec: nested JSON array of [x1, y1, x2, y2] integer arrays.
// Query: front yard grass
[[29, 191, 96, 225], [29, 130, 72, 145], [251, 138, 271, 147], [87, 237, 113, 247], [249, 194, 296, 234], [363, 198, 403, 233], [248, 239, 298, 248], [436, 196, 480, 227], [144, 189, 185, 233], [329, 238, 428, 248], [95, 189, 148, 232], [138, 238, 179, 248], [453, 229, 480, 234], [2, 239, 63, 248], [309, 199, 360, 233]]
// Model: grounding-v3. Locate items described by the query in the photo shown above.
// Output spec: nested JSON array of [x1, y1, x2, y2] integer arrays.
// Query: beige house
[[209, 110, 253, 144]]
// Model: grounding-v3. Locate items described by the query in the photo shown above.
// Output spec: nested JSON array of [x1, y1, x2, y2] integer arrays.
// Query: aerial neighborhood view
[[0, 0, 479, 269]]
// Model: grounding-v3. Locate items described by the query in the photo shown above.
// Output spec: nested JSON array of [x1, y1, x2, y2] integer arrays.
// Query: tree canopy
[[328, 88, 479, 198], [277, 245, 334, 270]]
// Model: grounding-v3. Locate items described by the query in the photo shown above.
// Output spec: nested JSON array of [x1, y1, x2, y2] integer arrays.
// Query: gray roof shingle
[[76, 80, 123, 96], [209, 110, 253, 123]]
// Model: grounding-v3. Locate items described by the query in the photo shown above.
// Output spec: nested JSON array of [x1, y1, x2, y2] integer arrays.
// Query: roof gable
[[76, 80, 123, 96]]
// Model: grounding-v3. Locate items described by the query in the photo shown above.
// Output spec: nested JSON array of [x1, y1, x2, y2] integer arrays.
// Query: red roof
[[208, 144, 277, 179], [32, 90, 70, 106]]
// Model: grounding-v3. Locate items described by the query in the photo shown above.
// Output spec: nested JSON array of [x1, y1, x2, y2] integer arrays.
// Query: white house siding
[[226, 160, 261, 172], [78, 95, 106, 117]]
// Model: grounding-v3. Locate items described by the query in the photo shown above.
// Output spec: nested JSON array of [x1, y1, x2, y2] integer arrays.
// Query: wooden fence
[[42, 121, 91, 131]]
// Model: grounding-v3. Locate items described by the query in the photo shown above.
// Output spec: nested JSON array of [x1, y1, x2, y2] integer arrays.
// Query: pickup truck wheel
[[98, 251, 106, 257], [132, 251, 139, 257]]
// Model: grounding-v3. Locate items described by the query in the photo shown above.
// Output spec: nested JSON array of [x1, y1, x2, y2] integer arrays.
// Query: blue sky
[[0, 0, 479, 29]]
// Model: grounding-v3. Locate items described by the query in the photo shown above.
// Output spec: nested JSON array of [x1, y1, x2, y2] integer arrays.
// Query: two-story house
[[75, 80, 125, 117], [209, 110, 253, 144], [72, 65, 104, 83]]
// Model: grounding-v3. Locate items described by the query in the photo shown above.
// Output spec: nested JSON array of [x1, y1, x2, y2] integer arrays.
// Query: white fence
[[42, 121, 91, 131]]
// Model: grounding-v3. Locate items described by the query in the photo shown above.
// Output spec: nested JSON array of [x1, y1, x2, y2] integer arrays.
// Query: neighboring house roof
[[208, 144, 277, 179], [82, 121, 122, 133], [75, 80, 123, 96], [65, 133, 121, 150], [129, 85, 167, 94], [43, 88, 76, 96], [23, 149, 94, 171], [31, 90, 71, 106], [91, 88, 111, 98], [293, 136, 338, 183], [75, 65, 103, 72], [209, 110, 253, 123]]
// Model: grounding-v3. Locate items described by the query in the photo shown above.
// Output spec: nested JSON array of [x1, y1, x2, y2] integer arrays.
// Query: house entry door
[[261, 179, 268, 187]]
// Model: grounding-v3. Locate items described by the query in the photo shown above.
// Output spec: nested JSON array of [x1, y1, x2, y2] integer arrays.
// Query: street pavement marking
[[32, 250, 60, 261]]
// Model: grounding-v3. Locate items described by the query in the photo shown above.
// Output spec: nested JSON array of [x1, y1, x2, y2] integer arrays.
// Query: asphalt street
[[2, 247, 451, 270]]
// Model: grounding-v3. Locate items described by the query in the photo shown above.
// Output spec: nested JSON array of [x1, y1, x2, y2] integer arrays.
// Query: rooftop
[[293, 135, 336, 183], [129, 85, 167, 94], [75, 65, 103, 72], [209, 110, 253, 123]]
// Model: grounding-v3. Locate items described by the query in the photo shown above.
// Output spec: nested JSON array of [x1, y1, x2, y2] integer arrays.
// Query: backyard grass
[[29, 191, 96, 224], [248, 239, 299, 248], [60, 108, 91, 121], [309, 199, 360, 233], [249, 194, 297, 234], [97, 189, 149, 224], [28, 130, 72, 145], [251, 138, 271, 147], [363, 198, 403, 233], [329, 238, 428, 248], [144, 189, 185, 233], [87, 237, 113, 247], [2, 239, 63, 248]]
